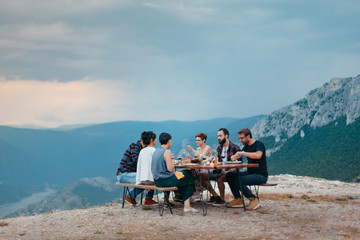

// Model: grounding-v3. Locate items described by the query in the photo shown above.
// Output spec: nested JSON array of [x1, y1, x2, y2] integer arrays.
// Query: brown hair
[[238, 128, 252, 138], [196, 132, 207, 142]]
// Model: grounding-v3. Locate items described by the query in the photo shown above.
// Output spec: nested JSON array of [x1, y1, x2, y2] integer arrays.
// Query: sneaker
[[125, 195, 137, 205], [246, 198, 260, 211], [144, 198, 158, 206], [226, 198, 244, 208], [207, 196, 217, 203], [212, 197, 226, 206], [184, 208, 199, 213]]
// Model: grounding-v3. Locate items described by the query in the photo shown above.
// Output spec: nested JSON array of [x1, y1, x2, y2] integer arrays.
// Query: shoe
[[125, 195, 137, 205], [212, 197, 226, 206], [226, 198, 244, 208], [184, 208, 199, 213], [207, 196, 217, 203], [246, 198, 260, 211], [144, 198, 158, 206]]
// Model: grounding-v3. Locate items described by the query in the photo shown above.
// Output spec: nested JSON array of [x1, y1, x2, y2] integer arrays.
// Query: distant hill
[[267, 116, 360, 182], [5, 177, 121, 218]]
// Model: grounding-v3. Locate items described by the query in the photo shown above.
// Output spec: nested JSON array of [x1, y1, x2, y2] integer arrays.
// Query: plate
[[225, 161, 243, 164]]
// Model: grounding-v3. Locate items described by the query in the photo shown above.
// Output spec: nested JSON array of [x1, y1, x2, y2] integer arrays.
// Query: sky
[[0, 0, 359, 128]]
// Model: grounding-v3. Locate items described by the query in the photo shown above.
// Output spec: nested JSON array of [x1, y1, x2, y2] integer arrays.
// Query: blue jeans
[[117, 172, 154, 199], [226, 171, 267, 199]]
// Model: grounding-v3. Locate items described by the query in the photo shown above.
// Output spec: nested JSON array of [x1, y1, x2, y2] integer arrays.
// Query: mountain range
[[253, 75, 360, 182], [1, 74, 359, 217]]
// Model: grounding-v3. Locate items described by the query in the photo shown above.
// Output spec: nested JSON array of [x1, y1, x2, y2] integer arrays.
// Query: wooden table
[[175, 162, 259, 215]]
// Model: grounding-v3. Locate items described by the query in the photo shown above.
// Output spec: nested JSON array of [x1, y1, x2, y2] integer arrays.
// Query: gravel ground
[[1, 174, 359, 240]]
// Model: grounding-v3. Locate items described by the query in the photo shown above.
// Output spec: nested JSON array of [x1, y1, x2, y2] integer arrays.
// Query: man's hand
[[231, 152, 242, 161]]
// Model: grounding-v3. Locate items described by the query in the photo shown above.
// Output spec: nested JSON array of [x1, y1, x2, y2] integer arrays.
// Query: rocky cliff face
[[252, 75, 360, 143]]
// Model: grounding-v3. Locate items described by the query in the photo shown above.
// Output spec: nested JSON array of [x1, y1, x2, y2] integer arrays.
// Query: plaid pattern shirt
[[216, 141, 240, 162], [116, 140, 143, 175]]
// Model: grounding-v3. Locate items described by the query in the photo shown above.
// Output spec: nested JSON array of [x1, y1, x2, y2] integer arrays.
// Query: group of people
[[116, 127, 268, 213]]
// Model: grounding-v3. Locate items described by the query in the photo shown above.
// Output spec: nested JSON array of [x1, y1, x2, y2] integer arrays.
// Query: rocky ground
[[0, 174, 359, 240]]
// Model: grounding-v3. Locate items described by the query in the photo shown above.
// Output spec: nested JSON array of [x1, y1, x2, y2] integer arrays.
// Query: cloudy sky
[[0, 0, 359, 128]]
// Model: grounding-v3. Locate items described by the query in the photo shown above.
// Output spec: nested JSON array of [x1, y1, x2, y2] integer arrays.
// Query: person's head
[[195, 132, 207, 146], [142, 131, 157, 146], [140, 131, 148, 147], [159, 132, 172, 146], [217, 128, 229, 145], [238, 128, 252, 145]]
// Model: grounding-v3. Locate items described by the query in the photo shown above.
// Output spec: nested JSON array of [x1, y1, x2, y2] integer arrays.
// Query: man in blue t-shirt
[[226, 128, 268, 210]]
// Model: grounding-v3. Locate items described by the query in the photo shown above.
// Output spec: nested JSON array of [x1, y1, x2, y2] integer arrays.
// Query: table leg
[[121, 186, 127, 208], [199, 170, 208, 216], [205, 170, 210, 215], [236, 169, 246, 212]]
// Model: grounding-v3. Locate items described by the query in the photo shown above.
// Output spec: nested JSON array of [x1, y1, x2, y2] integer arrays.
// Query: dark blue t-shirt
[[243, 140, 268, 177]]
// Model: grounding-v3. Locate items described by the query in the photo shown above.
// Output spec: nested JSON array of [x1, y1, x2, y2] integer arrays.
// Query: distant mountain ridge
[[252, 75, 360, 146], [5, 177, 120, 218], [250, 75, 360, 182]]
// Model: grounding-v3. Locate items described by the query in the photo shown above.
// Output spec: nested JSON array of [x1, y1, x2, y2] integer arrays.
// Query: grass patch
[[94, 230, 103, 234], [335, 198, 348, 202], [142, 206, 152, 211]]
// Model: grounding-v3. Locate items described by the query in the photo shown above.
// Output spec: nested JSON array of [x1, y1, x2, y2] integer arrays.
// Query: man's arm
[[232, 150, 263, 160], [243, 151, 263, 159]]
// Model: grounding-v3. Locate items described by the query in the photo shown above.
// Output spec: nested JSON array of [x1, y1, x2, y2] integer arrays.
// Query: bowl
[[190, 158, 200, 163]]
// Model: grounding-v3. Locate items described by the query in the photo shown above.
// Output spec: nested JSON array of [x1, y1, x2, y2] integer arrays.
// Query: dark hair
[[195, 132, 207, 142], [142, 131, 157, 146], [159, 132, 172, 145], [218, 128, 229, 137], [238, 128, 252, 138], [141, 131, 147, 141]]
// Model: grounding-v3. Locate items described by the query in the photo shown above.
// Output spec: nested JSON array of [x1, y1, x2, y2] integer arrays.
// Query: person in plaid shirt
[[116, 132, 157, 205], [201, 128, 240, 206]]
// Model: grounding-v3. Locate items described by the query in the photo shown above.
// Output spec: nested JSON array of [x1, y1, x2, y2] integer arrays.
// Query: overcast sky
[[0, 0, 359, 128]]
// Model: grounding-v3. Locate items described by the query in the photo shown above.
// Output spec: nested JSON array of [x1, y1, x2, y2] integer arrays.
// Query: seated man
[[226, 128, 268, 210], [116, 131, 157, 205], [201, 128, 240, 206]]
